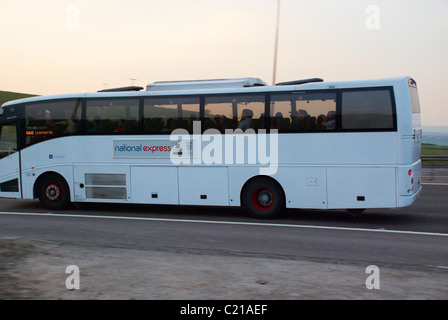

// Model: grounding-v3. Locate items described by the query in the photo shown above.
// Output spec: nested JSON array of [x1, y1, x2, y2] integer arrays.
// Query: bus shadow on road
[[282, 208, 411, 229], [1, 198, 414, 229], [68, 201, 412, 228]]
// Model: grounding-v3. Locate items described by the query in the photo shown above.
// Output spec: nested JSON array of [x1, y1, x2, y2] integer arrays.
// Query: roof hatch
[[146, 78, 268, 92]]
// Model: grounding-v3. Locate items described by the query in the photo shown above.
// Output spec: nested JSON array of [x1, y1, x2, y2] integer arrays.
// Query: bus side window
[[204, 94, 265, 133], [143, 97, 200, 134], [86, 99, 139, 135], [341, 89, 394, 130], [270, 92, 336, 132]]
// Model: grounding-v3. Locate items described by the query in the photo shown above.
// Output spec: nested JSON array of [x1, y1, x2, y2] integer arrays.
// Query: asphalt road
[[422, 167, 448, 184], [0, 183, 447, 300]]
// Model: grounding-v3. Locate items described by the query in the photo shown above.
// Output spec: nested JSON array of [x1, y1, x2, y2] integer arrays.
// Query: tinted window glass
[[25, 99, 81, 146], [341, 89, 394, 130], [143, 96, 200, 134], [204, 94, 265, 133], [86, 99, 139, 134], [270, 92, 337, 132]]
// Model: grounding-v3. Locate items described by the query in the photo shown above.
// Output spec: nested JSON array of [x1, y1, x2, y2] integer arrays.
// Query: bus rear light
[[408, 79, 417, 87], [411, 178, 414, 184], [408, 169, 412, 176]]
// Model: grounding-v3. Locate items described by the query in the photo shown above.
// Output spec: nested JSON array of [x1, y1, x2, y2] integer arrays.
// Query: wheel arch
[[33, 171, 70, 199]]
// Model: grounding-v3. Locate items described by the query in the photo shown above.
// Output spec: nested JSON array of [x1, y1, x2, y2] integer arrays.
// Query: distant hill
[[423, 126, 448, 134], [422, 126, 448, 146], [0, 90, 38, 106]]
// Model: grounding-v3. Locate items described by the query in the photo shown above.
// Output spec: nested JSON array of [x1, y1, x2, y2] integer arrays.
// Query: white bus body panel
[[131, 166, 179, 205], [327, 167, 396, 209], [178, 166, 229, 206], [277, 132, 398, 165]]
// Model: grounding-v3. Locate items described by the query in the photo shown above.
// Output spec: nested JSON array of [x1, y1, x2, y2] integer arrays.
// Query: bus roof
[[1, 76, 413, 108]]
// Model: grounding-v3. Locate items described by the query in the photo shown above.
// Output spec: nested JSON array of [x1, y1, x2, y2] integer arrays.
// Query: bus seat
[[278, 118, 290, 130], [124, 120, 139, 133], [99, 120, 114, 133]]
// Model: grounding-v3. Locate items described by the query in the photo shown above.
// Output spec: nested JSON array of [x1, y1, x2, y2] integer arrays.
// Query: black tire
[[37, 174, 71, 210], [243, 178, 285, 219]]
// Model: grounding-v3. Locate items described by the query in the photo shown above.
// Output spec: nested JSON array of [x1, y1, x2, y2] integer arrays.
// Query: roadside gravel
[[1, 237, 447, 300]]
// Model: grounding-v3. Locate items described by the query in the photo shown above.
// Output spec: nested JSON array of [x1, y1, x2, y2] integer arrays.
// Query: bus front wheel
[[243, 178, 285, 219], [37, 174, 70, 210]]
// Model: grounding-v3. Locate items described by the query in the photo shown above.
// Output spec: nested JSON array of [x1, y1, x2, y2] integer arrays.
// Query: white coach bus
[[0, 77, 422, 218]]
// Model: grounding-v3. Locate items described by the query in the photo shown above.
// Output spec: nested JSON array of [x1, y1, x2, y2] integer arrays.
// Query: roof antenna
[[272, 0, 281, 85]]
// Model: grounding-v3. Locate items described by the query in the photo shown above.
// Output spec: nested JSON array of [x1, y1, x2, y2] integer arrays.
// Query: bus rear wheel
[[37, 174, 70, 210], [243, 178, 285, 219]]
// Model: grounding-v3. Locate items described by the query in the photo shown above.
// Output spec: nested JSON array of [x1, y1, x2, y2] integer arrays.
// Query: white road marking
[[1, 211, 448, 238]]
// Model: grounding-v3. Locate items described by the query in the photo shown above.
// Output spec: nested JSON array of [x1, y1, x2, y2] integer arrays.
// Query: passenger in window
[[257, 113, 267, 130], [90, 116, 101, 133], [238, 109, 253, 131], [214, 115, 223, 132], [219, 115, 231, 131], [316, 114, 326, 131], [161, 118, 173, 133], [123, 117, 138, 133], [299, 109, 316, 131], [114, 119, 125, 133], [290, 110, 306, 131], [209, 114, 225, 132], [45, 110, 53, 128], [324, 111, 336, 130], [204, 117, 217, 131], [63, 119, 79, 135], [289, 110, 298, 129], [271, 112, 282, 129], [275, 112, 283, 119], [299, 110, 316, 132]]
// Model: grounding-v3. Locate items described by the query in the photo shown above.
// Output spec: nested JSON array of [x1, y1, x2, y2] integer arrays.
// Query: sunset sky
[[1, 0, 447, 126]]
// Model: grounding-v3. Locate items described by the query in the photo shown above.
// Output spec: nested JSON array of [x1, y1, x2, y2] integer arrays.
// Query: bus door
[[0, 120, 21, 198]]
